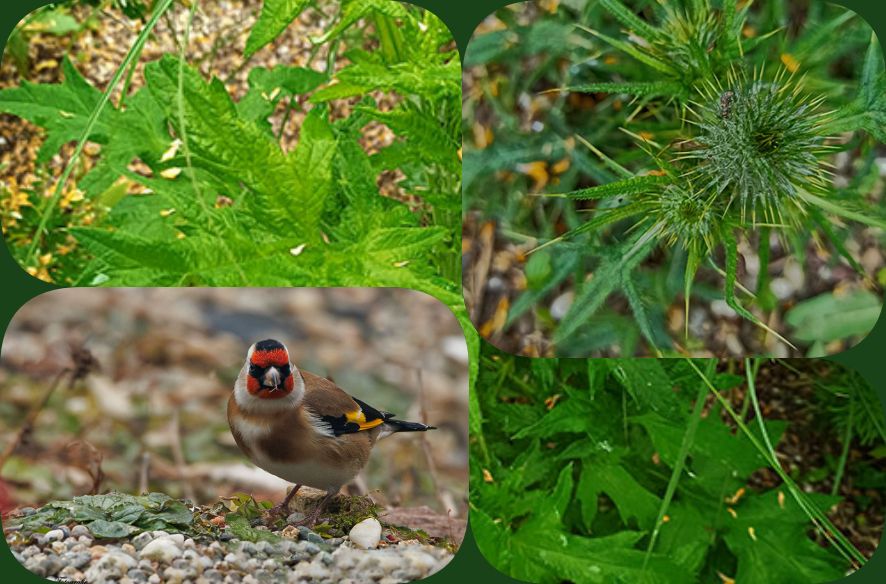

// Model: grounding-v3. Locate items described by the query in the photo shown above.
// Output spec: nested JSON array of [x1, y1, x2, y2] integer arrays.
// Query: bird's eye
[[279, 364, 291, 378], [249, 363, 264, 377]]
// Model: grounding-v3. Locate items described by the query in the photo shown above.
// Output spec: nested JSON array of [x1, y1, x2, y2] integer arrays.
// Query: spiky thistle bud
[[679, 68, 834, 225]]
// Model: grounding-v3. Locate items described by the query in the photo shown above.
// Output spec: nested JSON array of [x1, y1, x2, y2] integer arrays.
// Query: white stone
[[550, 291, 574, 320], [139, 536, 183, 563], [348, 518, 382, 550], [44, 529, 64, 542]]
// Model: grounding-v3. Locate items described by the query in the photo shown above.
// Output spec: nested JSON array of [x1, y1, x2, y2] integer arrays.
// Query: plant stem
[[832, 395, 854, 497], [689, 360, 866, 568], [26, 0, 176, 262], [643, 360, 710, 570]]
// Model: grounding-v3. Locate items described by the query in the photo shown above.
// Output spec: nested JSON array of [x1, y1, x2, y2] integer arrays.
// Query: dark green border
[[0, 0, 885, 582]]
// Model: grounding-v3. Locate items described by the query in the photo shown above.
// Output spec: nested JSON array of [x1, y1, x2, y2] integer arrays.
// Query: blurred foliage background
[[0, 288, 468, 519]]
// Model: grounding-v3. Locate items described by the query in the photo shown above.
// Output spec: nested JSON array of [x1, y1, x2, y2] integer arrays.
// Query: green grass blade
[[533, 201, 650, 253], [643, 361, 710, 569], [26, 0, 175, 262], [577, 25, 678, 76], [831, 394, 853, 497], [689, 360, 867, 568]]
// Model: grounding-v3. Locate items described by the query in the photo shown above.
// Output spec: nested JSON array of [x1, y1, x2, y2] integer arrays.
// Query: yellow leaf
[[781, 53, 800, 73]]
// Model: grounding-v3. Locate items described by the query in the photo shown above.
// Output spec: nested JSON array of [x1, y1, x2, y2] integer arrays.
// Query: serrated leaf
[[244, 0, 312, 58]]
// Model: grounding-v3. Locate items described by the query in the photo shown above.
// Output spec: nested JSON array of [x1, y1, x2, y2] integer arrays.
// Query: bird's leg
[[268, 484, 301, 519], [294, 490, 337, 527]]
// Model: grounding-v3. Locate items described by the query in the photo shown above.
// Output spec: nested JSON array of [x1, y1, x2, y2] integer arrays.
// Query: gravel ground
[[6, 511, 452, 583]]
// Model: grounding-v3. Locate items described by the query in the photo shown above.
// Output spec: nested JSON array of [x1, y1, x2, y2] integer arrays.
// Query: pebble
[[297, 526, 325, 545], [18, 507, 36, 516], [132, 531, 154, 550], [71, 525, 91, 538], [85, 550, 137, 581], [44, 529, 65, 543], [12, 512, 452, 583], [286, 512, 306, 525], [348, 517, 382, 549], [139, 536, 183, 563]]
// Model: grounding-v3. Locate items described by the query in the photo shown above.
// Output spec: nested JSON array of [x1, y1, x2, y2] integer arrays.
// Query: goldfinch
[[227, 339, 435, 523]]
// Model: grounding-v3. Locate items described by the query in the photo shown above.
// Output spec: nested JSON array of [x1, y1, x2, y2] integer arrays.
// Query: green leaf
[[554, 233, 655, 345], [578, 454, 661, 531], [598, 0, 659, 39], [785, 290, 881, 343], [722, 491, 845, 584], [244, 0, 311, 57], [86, 519, 140, 539], [311, 0, 409, 45], [225, 513, 283, 543], [564, 81, 686, 99], [543, 174, 668, 200], [614, 360, 680, 418], [312, 58, 460, 102], [0, 57, 112, 163]]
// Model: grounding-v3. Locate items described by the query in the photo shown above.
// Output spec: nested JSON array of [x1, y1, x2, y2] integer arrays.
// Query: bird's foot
[[288, 492, 336, 527]]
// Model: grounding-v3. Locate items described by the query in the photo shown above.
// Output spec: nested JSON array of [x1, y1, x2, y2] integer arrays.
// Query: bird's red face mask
[[246, 339, 295, 399]]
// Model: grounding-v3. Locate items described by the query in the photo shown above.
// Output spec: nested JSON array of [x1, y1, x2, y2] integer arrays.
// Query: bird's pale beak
[[262, 367, 282, 390]]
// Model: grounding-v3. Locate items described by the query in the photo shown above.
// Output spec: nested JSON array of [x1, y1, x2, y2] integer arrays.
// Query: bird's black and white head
[[234, 339, 304, 413]]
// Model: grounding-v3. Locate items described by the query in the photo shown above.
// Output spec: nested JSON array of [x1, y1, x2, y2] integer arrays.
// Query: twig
[[170, 408, 196, 503], [0, 368, 70, 473], [0, 344, 98, 474], [138, 452, 151, 494]]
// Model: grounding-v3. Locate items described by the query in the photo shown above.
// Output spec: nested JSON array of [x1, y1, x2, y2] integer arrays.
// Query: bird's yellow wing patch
[[345, 409, 384, 431]]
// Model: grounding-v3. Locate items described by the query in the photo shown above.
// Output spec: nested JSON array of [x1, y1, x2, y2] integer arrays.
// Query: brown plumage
[[227, 339, 434, 523]]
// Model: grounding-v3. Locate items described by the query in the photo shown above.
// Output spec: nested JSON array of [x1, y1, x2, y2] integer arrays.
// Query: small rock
[[18, 507, 36, 516], [132, 532, 154, 550], [25, 553, 64, 577], [90, 545, 108, 560], [550, 291, 574, 321], [167, 533, 185, 546], [239, 541, 256, 555], [21, 545, 40, 559], [85, 550, 137, 581], [255, 540, 273, 555], [44, 529, 65, 543], [63, 551, 92, 569], [163, 566, 188, 583], [286, 512, 306, 525], [139, 536, 183, 563], [348, 517, 382, 549], [127, 568, 149, 582], [710, 299, 738, 318], [50, 541, 66, 555], [71, 525, 91, 538], [297, 526, 325, 545]]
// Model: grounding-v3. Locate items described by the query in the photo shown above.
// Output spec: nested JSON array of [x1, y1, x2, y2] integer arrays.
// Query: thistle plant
[[682, 68, 833, 226], [467, 0, 886, 356]]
